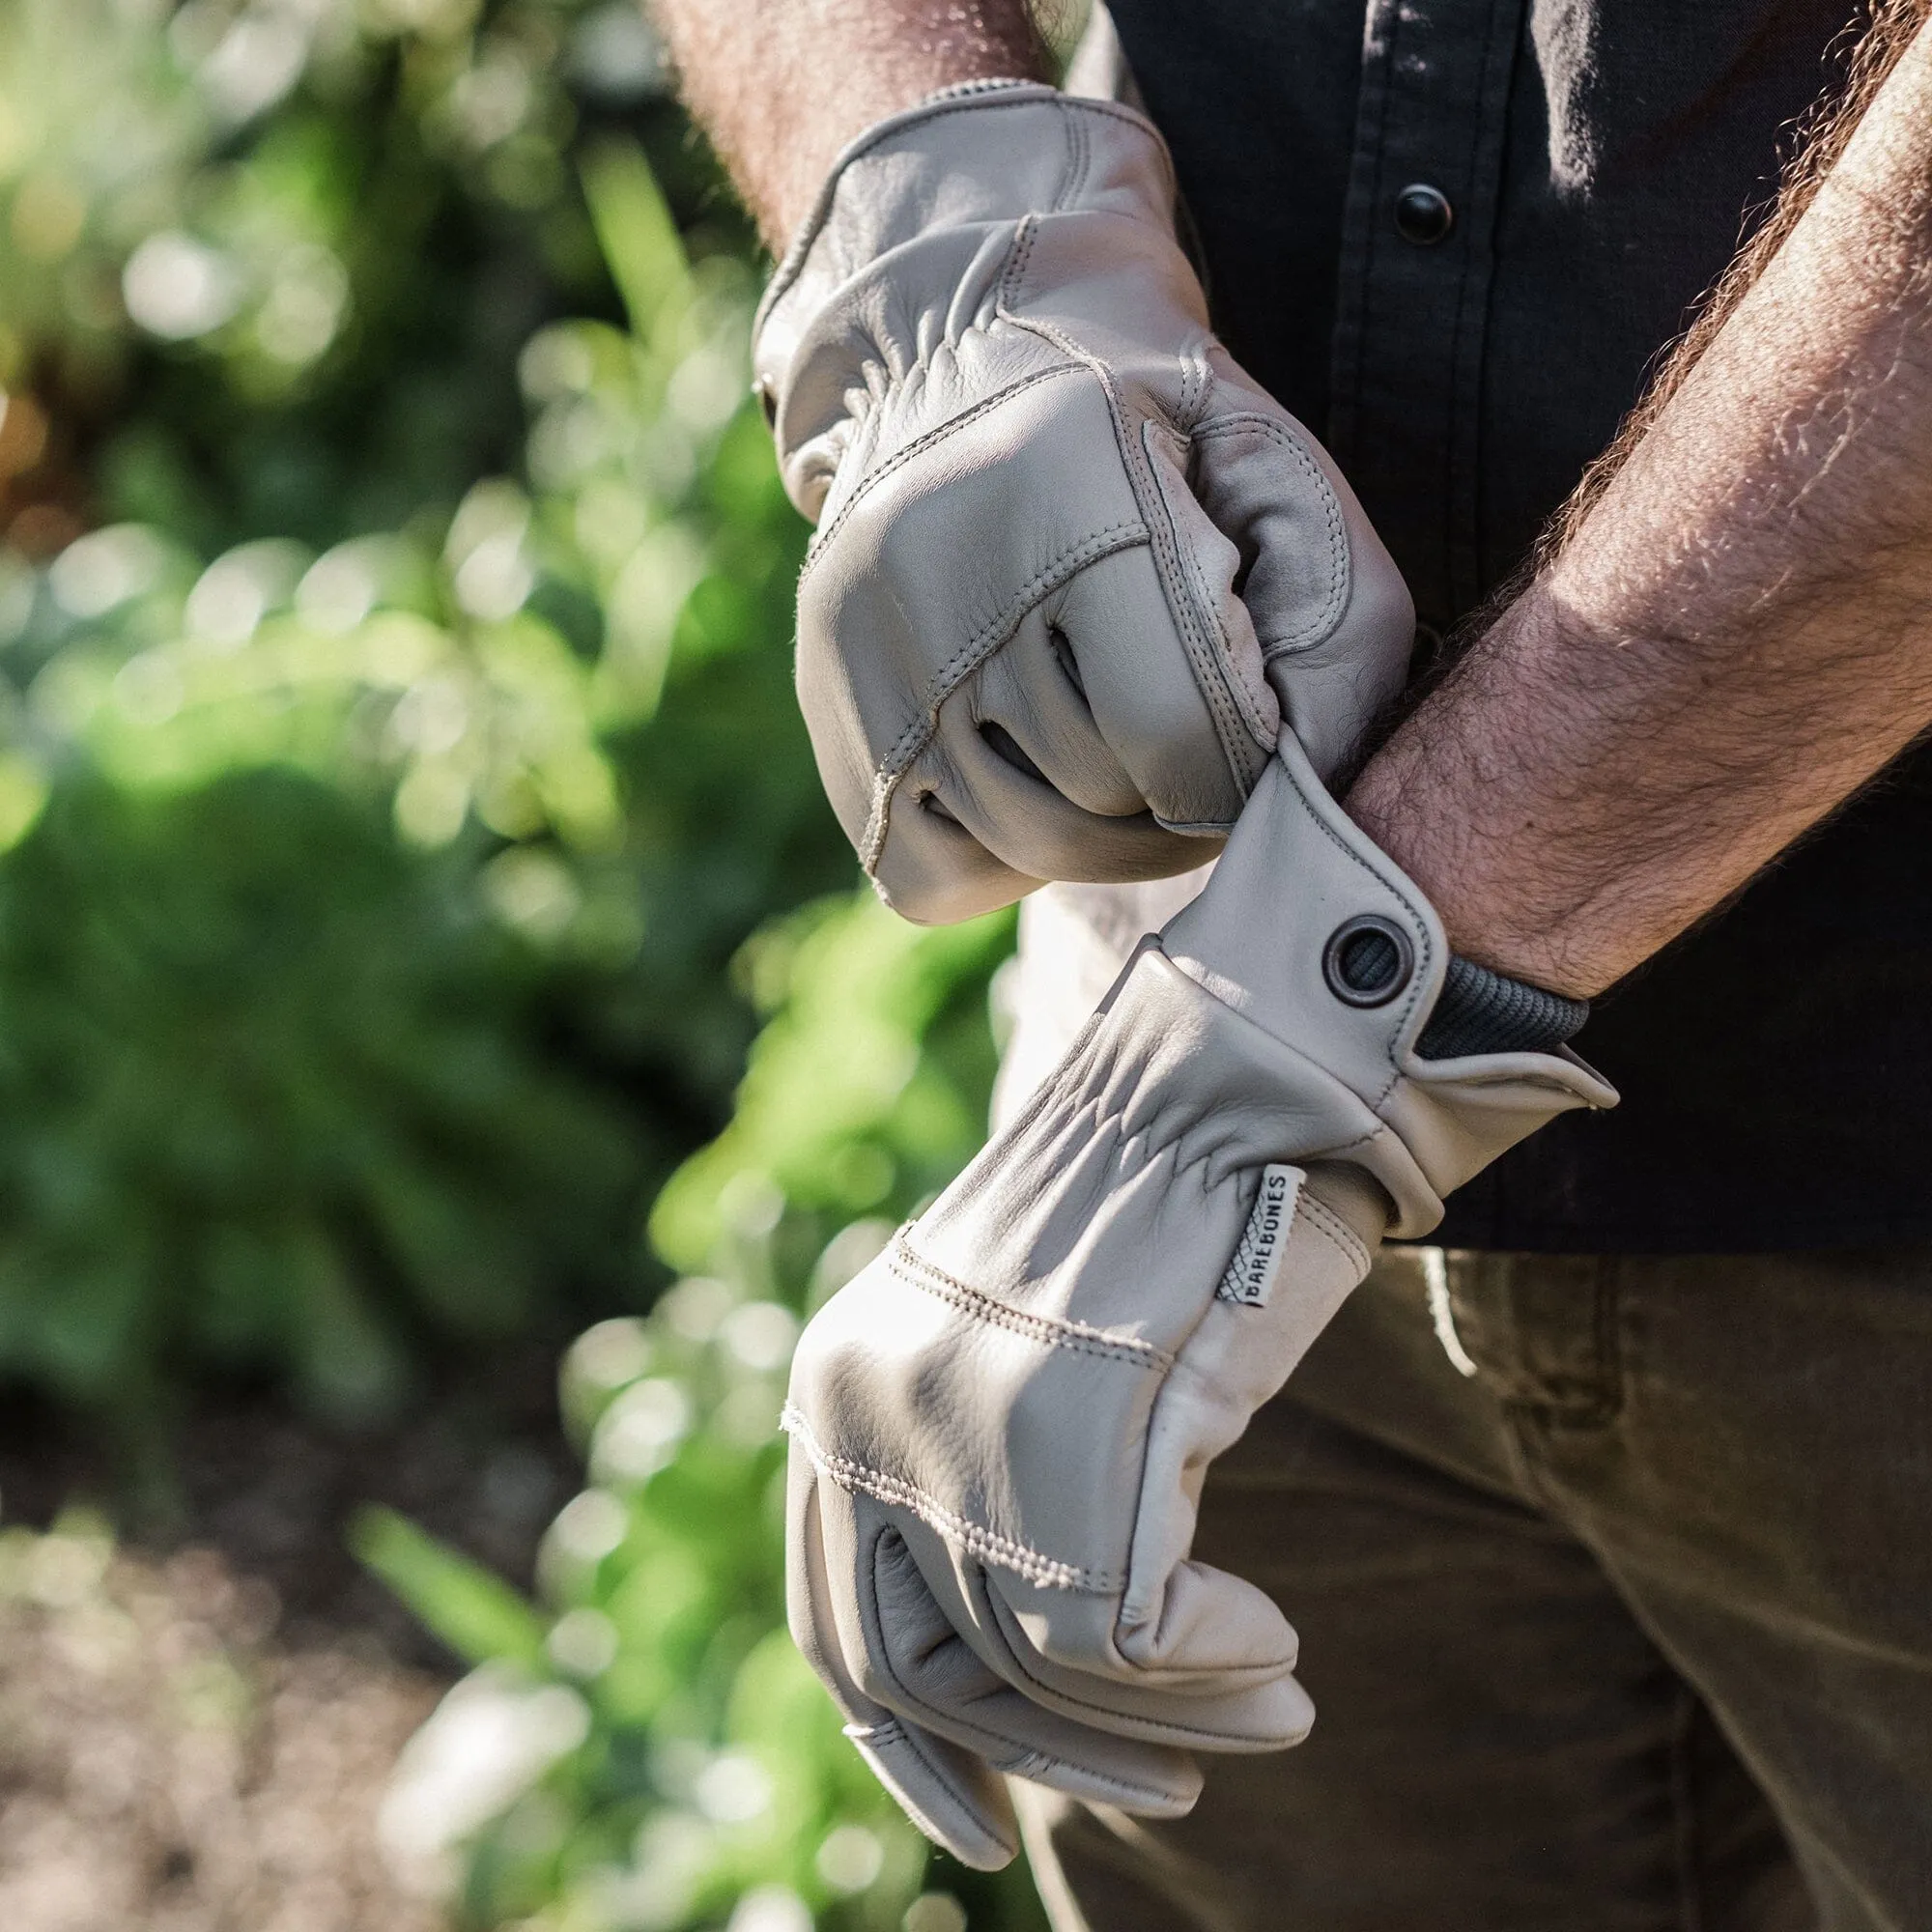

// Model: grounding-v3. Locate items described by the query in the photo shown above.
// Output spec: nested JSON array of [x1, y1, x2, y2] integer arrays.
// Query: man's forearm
[[1347, 7, 1932, 1001], [647, 0, 1049, 249]]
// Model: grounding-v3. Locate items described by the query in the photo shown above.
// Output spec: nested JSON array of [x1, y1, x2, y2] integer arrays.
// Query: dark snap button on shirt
[[1393, 183, 1454, 243]]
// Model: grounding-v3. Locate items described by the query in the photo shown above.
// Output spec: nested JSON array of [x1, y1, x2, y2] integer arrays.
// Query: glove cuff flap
[[1155, 733, 1616, 1237], [755, 82, 1179, 407]]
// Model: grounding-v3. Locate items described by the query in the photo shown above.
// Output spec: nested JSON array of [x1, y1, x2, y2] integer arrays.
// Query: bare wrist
[[1343, 588, 1620, 1002], [651, 2, 1050, 249]]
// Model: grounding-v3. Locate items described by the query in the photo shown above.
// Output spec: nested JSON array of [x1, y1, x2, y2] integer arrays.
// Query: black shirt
[[1105, 0, 1932, 1252]]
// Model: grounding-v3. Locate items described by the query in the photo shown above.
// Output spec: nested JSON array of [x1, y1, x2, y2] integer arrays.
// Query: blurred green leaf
[[350, 1504, 548, 1669], [580, 135, 690, 344]]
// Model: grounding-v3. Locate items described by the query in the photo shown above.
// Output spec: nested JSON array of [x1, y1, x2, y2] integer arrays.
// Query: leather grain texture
[[755, 83, 1416, 922]]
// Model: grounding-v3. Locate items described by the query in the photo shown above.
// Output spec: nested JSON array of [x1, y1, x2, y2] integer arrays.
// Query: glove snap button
[[1323, 916, 1415, 1008]]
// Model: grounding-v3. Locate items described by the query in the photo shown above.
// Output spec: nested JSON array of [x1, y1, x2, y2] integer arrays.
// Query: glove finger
[[870, 729, 1199, 924], [846, 1716, 1019, 1874], [855, 1512, 1205, 1819], [865, 780, 1040, 924], [1050, 542, 1264, 833], [785, 1440, 1019, 1869], [896, 1509, 1314, 1752], [814, 1472, 1199, 1808], [969, 605, 1145, 820], [1187, 365, 1415, 779], [889, 540, 1262, 907], [989, 1564, 1315, 1744], [923, 720, 1210, 889], [1113, 1169, 1382, 1670]]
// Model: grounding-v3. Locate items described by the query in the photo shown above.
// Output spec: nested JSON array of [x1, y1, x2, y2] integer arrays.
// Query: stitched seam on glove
[[1136, 408, 1269, 765], [1141, 416, 1278, 752], [1137, 399, 1256, 762], [851, 1718, 1009, 1849], [888, 1236, 1175, 1368], [865, 1717, 1060, 1811], [863, 1624, 1189, 1801], [1027, 950, 1403, 1197], [959, 1549, 1301, 1745], [1190, 414, 1351, 655], [992, 255, 1264, 777], [802, 359, 1083, 572], [1052, 85, 1090, 211], [1294, 1191, 1374, 1276], [1106, 952, 1395, 1177], [994, 206, 1041, 312], [1264, 769, 1435, 1105], [887, 1715, 1157, 1808], [1178, 347, 1212, 433], [1012, 301, 1263, 774], [865, 1715, 1064, 1805], [783, 1403, 1121, 1592], [860, 516, 1151, 870], [980, 1587, 1305, 1746], [918, 76, 1042, 106]]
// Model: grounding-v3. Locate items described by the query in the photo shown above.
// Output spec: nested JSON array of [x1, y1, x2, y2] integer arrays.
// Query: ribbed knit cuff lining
[[1416, 954, 1589, 1060]]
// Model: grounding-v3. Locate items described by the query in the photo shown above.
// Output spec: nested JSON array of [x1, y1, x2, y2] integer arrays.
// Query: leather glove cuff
[[753, 80, 1174, 464]]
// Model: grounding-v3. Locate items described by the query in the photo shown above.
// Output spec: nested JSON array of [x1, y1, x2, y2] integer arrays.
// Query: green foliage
[[0, 0, 720, 548], [369, 891, 1039, 1931], [353, 1503, 550, 1667], [5, 5, 1039, 1922], [0, 0, 854, 1429], [652, 895, 1016, 1283], [0, 767, 651, 1420]]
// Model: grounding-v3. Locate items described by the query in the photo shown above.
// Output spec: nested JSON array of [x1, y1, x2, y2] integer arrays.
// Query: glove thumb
[[1188, 362, 1416, 779]]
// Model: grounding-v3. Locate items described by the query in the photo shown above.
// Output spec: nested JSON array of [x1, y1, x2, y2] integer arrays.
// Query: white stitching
[[858, 515, 1149, 871], [980, 1567, 1304, 1747], [888, 1236, 1173, 1369], [1190, 413, 1350, 654], [802, 360, 1081, 576], [1141, 416, 1276, 752], [784, 1403, 1118, 1592], [1139, 415, 1264, 754], [759, 89, 1177, 332], [1272, 762, 1435, 1098], [992, 282, 1263, 785]]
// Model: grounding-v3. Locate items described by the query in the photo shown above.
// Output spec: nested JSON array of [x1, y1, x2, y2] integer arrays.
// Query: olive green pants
[[1018, 1246, 1932, 1931]]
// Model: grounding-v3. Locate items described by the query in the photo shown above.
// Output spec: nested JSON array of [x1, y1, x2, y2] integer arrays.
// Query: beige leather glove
[[781, 733, 1616, 1868], [754, 82, 1415, 923]]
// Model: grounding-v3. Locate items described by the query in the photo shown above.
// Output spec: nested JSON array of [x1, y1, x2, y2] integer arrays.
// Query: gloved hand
[[754, 81, 1415, 923], [781, 732, 1616, 1868]]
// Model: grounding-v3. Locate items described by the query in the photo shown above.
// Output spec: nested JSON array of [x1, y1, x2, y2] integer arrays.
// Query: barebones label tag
[[1215, 1164, 1304, 1308]]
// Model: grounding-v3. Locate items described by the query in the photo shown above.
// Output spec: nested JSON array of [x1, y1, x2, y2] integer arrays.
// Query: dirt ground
[[0, 1350, 581, 1932]]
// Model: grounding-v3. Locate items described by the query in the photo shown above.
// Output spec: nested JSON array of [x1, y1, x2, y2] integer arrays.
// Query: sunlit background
[[0, 2, 1039, 1926]]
